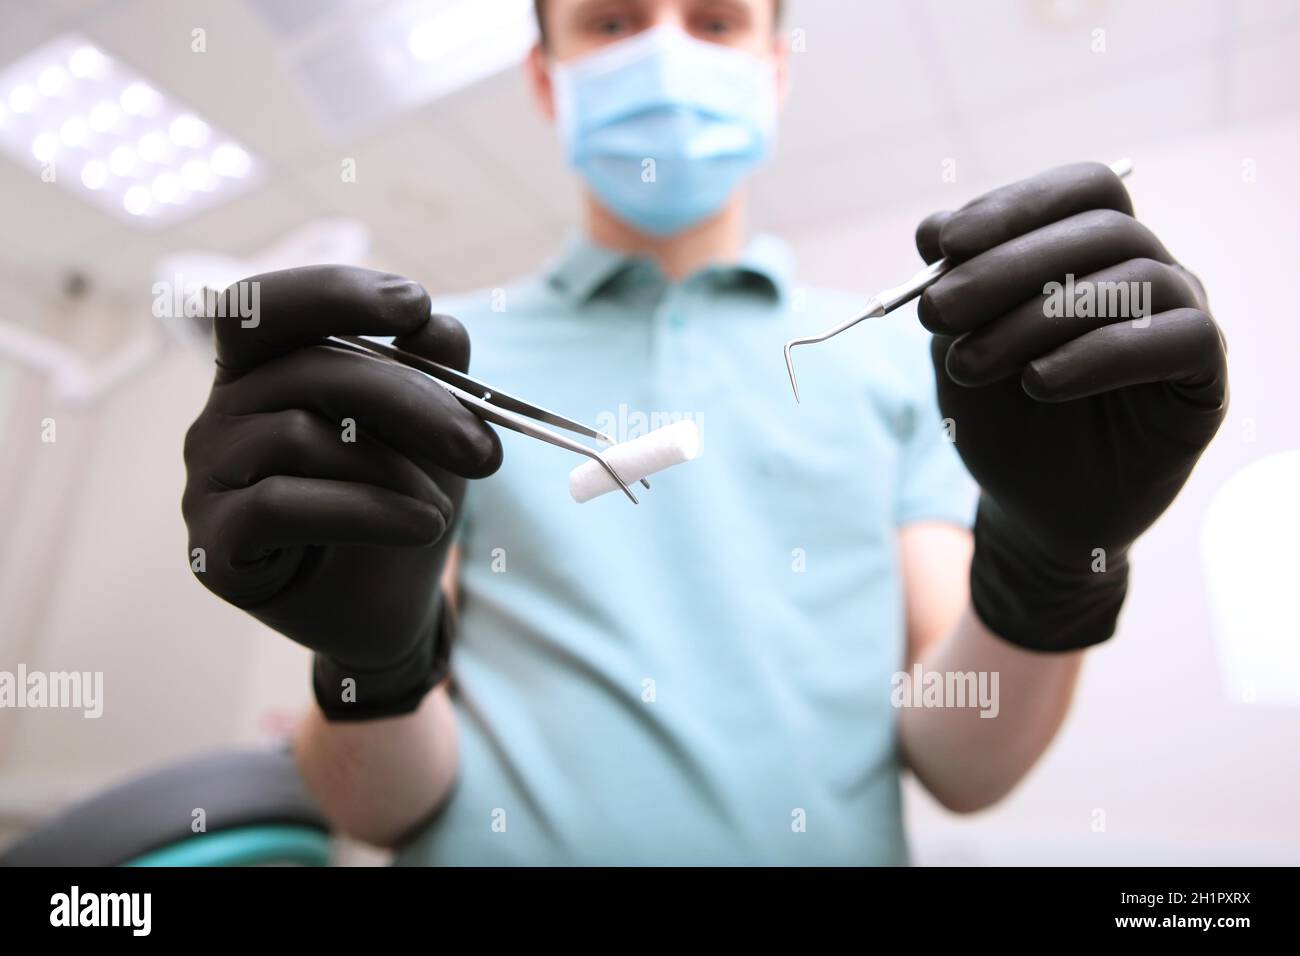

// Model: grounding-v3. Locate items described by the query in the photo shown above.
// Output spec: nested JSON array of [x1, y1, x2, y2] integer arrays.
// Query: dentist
[[181, 0, 1225, 864]]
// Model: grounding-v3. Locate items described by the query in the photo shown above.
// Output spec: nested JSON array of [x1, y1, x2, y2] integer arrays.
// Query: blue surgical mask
[[552, 26, 778, 237]]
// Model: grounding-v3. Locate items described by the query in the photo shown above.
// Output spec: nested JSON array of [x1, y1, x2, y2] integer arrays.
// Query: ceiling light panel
[[291, 0, 537, 134], [0, 34, 262, 228]]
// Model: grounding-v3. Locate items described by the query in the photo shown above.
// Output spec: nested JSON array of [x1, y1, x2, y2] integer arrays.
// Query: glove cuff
[[970, 497, 1130, 653], [311, 595, 455, 722]]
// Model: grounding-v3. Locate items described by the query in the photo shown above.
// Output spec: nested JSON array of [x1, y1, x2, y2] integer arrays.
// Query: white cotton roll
[[569, 420, 702, 503]]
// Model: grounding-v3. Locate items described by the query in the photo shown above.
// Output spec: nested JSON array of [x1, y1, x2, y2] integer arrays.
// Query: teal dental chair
[[0, 748, 331, 867]]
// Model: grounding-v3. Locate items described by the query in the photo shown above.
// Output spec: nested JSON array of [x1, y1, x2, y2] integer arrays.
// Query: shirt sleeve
[[893, 326, 978, 529]]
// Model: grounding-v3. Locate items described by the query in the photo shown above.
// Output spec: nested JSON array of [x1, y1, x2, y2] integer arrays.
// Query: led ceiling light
[[277, 0, 538, 133], [0, 34, 262, 227]]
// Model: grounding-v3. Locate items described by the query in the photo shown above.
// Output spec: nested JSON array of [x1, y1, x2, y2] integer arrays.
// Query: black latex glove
[[915, 162, 1228, 651], [182, 266, 502, 719]]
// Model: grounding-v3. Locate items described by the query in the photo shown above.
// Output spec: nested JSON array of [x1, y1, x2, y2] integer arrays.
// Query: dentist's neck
[[584, 191, 747, 282]]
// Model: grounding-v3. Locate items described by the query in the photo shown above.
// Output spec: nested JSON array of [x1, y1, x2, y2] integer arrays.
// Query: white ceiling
[[2, 0, 1299, 317]]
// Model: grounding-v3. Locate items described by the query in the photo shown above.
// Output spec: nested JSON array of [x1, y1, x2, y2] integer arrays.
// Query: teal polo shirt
[[396, 235, 975, 866]]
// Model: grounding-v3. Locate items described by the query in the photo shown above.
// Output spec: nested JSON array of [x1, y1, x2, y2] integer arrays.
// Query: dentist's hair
[[533, 1, 784, 47]]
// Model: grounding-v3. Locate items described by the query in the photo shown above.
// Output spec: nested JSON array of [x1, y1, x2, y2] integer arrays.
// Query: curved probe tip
[[783, 342, 802, 403]]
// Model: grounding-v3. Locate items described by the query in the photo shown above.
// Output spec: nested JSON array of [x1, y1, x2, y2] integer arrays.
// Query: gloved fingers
[[919, 208, 1172, 335], [212, 266, 431, 378], [210, 408, 453, 516], [915, 210, 954, 265], [1021, 308, 1228, 405], [215, 344, 503, 479], [932, 161, 1133, 264], [221, 476, 449, 561], [393, 312, 473, 373], [944, 258, 1205, 387]]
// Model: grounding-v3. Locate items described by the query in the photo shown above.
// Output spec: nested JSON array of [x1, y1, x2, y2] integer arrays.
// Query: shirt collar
[[545, 233, 793, 306], [733, 233, 794, 302]]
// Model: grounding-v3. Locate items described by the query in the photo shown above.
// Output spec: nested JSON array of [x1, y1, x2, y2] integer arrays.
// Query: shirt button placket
[[652, 283, 691, 408]]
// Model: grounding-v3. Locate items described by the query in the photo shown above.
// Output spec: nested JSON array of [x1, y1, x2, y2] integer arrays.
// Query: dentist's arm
[[294, 549, 467, 847], [295, 684, 459, 847], [293, 548, 465, 847], [899, 163, 1226, 811], [181, 267, 500, 845], [897, 522, 1083, 813]]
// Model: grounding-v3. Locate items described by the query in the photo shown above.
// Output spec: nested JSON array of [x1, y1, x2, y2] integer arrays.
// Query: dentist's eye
[[592, 15, 633, 36]]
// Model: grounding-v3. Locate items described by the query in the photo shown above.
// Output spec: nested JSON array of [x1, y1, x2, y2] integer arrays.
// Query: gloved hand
[[182, 266, 502, 718], [915, 162, 1228, 651]]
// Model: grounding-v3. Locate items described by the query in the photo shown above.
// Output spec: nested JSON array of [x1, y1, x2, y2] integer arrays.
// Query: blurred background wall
[[0, 0, 1297, 863]]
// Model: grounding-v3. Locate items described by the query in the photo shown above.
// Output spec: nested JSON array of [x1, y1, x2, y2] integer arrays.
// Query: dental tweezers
[[783, 157, 1135, 402], [323, 335, 648, 504]]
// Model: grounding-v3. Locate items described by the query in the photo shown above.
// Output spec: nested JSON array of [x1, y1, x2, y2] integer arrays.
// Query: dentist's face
[[528, 0, 785, 122], [526, 0, 787, 236]]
